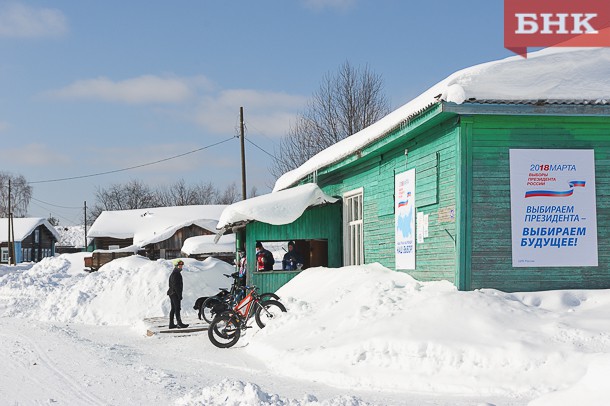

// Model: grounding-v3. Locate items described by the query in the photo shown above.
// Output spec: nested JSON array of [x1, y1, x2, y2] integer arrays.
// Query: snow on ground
[[1, 254, 610, 405]]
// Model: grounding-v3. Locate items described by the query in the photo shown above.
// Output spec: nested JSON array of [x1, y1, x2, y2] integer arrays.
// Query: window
[[343, 188, 364, 266], [1, 247, 8, 263]]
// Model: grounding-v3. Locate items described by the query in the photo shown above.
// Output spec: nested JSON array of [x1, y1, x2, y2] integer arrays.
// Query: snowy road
[[0, 316, 527, 406]]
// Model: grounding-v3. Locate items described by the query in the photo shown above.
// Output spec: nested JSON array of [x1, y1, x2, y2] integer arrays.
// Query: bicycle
[[200, 273, 280, 324], [207, 285, 286, 348]]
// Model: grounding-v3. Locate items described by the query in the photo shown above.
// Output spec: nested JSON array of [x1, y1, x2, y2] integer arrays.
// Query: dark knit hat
[[255, 241, 263, 248]]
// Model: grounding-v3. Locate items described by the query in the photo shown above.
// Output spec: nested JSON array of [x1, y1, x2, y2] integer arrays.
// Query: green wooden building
[[221, 48, 610, 293]]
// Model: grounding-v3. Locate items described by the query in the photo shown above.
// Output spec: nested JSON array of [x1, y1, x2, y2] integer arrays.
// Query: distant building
[[0, 218, 60, 264], [87, 205, 229, 261]]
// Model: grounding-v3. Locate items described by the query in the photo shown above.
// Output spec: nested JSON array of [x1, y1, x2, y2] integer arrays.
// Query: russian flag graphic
[[525, 181, 586, 198]]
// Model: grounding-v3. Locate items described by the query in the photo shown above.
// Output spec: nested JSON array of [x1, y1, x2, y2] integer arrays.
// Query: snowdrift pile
[[0, 253, 233, 325]]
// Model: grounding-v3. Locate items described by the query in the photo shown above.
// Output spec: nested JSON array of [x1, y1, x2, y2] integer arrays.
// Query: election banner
[[509, 149, 598, 267], [395, 169, 416, 270]]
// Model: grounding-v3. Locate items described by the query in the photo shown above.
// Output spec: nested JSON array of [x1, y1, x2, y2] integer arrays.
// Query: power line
[[244, 137, 280, 161], [28, 200, 81, 225], [30, 196, 81, 209], [29, 137, 236, 184]]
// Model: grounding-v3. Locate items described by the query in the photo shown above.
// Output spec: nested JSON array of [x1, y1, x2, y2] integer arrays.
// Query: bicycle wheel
[[260, 292, 280, 301], [254, 299, 287, 329], [208, 313, 241, 348]]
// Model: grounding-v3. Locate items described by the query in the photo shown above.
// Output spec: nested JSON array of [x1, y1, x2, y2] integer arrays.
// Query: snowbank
[[2, 255, 610, 402], [246, 264, 610, 399], [0, 253, 234, 325]]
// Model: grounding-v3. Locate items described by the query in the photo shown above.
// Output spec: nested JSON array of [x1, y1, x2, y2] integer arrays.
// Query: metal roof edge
[[315, 102, 446, 177], [442, 100, 610, 116]]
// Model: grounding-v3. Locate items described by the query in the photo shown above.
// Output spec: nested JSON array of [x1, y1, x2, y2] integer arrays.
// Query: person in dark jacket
[[167, 260, 189, 329], [255, 241, 274, 272], [282, 241, 304, 271]]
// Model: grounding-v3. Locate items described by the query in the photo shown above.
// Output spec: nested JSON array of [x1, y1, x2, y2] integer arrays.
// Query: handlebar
[[223, 272, 240, 279], [237, 285, 257, 291]]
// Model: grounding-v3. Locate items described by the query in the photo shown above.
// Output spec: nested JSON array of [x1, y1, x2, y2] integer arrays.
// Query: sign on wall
[[509, 149, 598, 267], [395, 169, 416, 270]]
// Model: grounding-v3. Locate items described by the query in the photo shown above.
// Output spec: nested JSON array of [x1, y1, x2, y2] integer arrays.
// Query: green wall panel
[[467, 115, 610, 291], [318, 118, 460, 284]]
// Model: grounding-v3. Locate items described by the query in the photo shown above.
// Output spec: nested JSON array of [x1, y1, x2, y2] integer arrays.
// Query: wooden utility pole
[[84, 201, 88, 250], [240, 106, 247, 200], [10, 212, 14, 265], [7, 179, 13, 265]]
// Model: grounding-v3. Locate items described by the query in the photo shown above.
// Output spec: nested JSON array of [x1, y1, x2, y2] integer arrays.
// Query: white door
[[343, 188, 364, 266]]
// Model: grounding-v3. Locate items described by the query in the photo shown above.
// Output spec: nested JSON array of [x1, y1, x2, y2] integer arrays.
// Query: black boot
[[176, 316, 189, 328], [169, 324, 177, 329]]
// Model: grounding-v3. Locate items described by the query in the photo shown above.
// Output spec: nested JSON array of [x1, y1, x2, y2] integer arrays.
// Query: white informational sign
[[423, 214, 429, 238], [416, 212, 424, 243], [395, 169, 416, 270], [509, 149, 598, 267]]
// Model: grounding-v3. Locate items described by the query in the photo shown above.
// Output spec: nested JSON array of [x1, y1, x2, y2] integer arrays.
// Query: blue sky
[[0, 0, 509, 224]]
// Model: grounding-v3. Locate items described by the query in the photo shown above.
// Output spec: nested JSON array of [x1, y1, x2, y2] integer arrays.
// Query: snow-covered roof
[[55, 225, 90, 248], [217, 183, 338, 229], [274, 47, 610, 191], [0, 218, 61, 242], [182, 234, 236, 256], [88, 205, 227, 247]]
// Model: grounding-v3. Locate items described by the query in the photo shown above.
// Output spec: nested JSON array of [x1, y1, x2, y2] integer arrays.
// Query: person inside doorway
[[255, 242, 274, 272], [282, 240, 303, 271]]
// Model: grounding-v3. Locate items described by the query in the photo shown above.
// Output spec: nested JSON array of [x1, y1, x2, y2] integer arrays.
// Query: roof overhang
[[214, 183, 339, 242]]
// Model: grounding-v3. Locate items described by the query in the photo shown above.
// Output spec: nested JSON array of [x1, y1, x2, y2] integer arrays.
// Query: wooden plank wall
[[321, 120, 460, 283], [467, 115, 610, 291]]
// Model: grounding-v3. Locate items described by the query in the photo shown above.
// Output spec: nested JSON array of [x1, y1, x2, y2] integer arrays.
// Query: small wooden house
[[224, 47, 610, 293], [87, 205, 228, 261], [0, 218, 60, 264]]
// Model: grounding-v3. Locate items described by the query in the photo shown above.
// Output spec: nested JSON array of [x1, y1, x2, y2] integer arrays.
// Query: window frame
[[342, 188, 364, 266]]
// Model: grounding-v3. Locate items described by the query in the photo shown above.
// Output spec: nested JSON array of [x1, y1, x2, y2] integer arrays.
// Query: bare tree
[[89, 179, 242, 223], [193, 181, 219, 204], [217, 183, 239, 204], [156, 179, 220, 206], [0, 172, 32, 217], [90, 179, 156, 220], [156, 179, 195, 206], [271, 61, 390, 179]]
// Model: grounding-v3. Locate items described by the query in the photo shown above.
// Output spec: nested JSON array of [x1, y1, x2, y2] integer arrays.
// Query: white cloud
[[0, 3, 67, 38], [2, 143, 70, 166], [195, 89, 307, 137], [301, 0, 356, 11], [45, 75, 212, 104]]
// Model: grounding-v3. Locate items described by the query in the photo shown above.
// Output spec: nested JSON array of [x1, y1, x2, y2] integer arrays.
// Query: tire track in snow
[[0, 331, 106, 405]]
